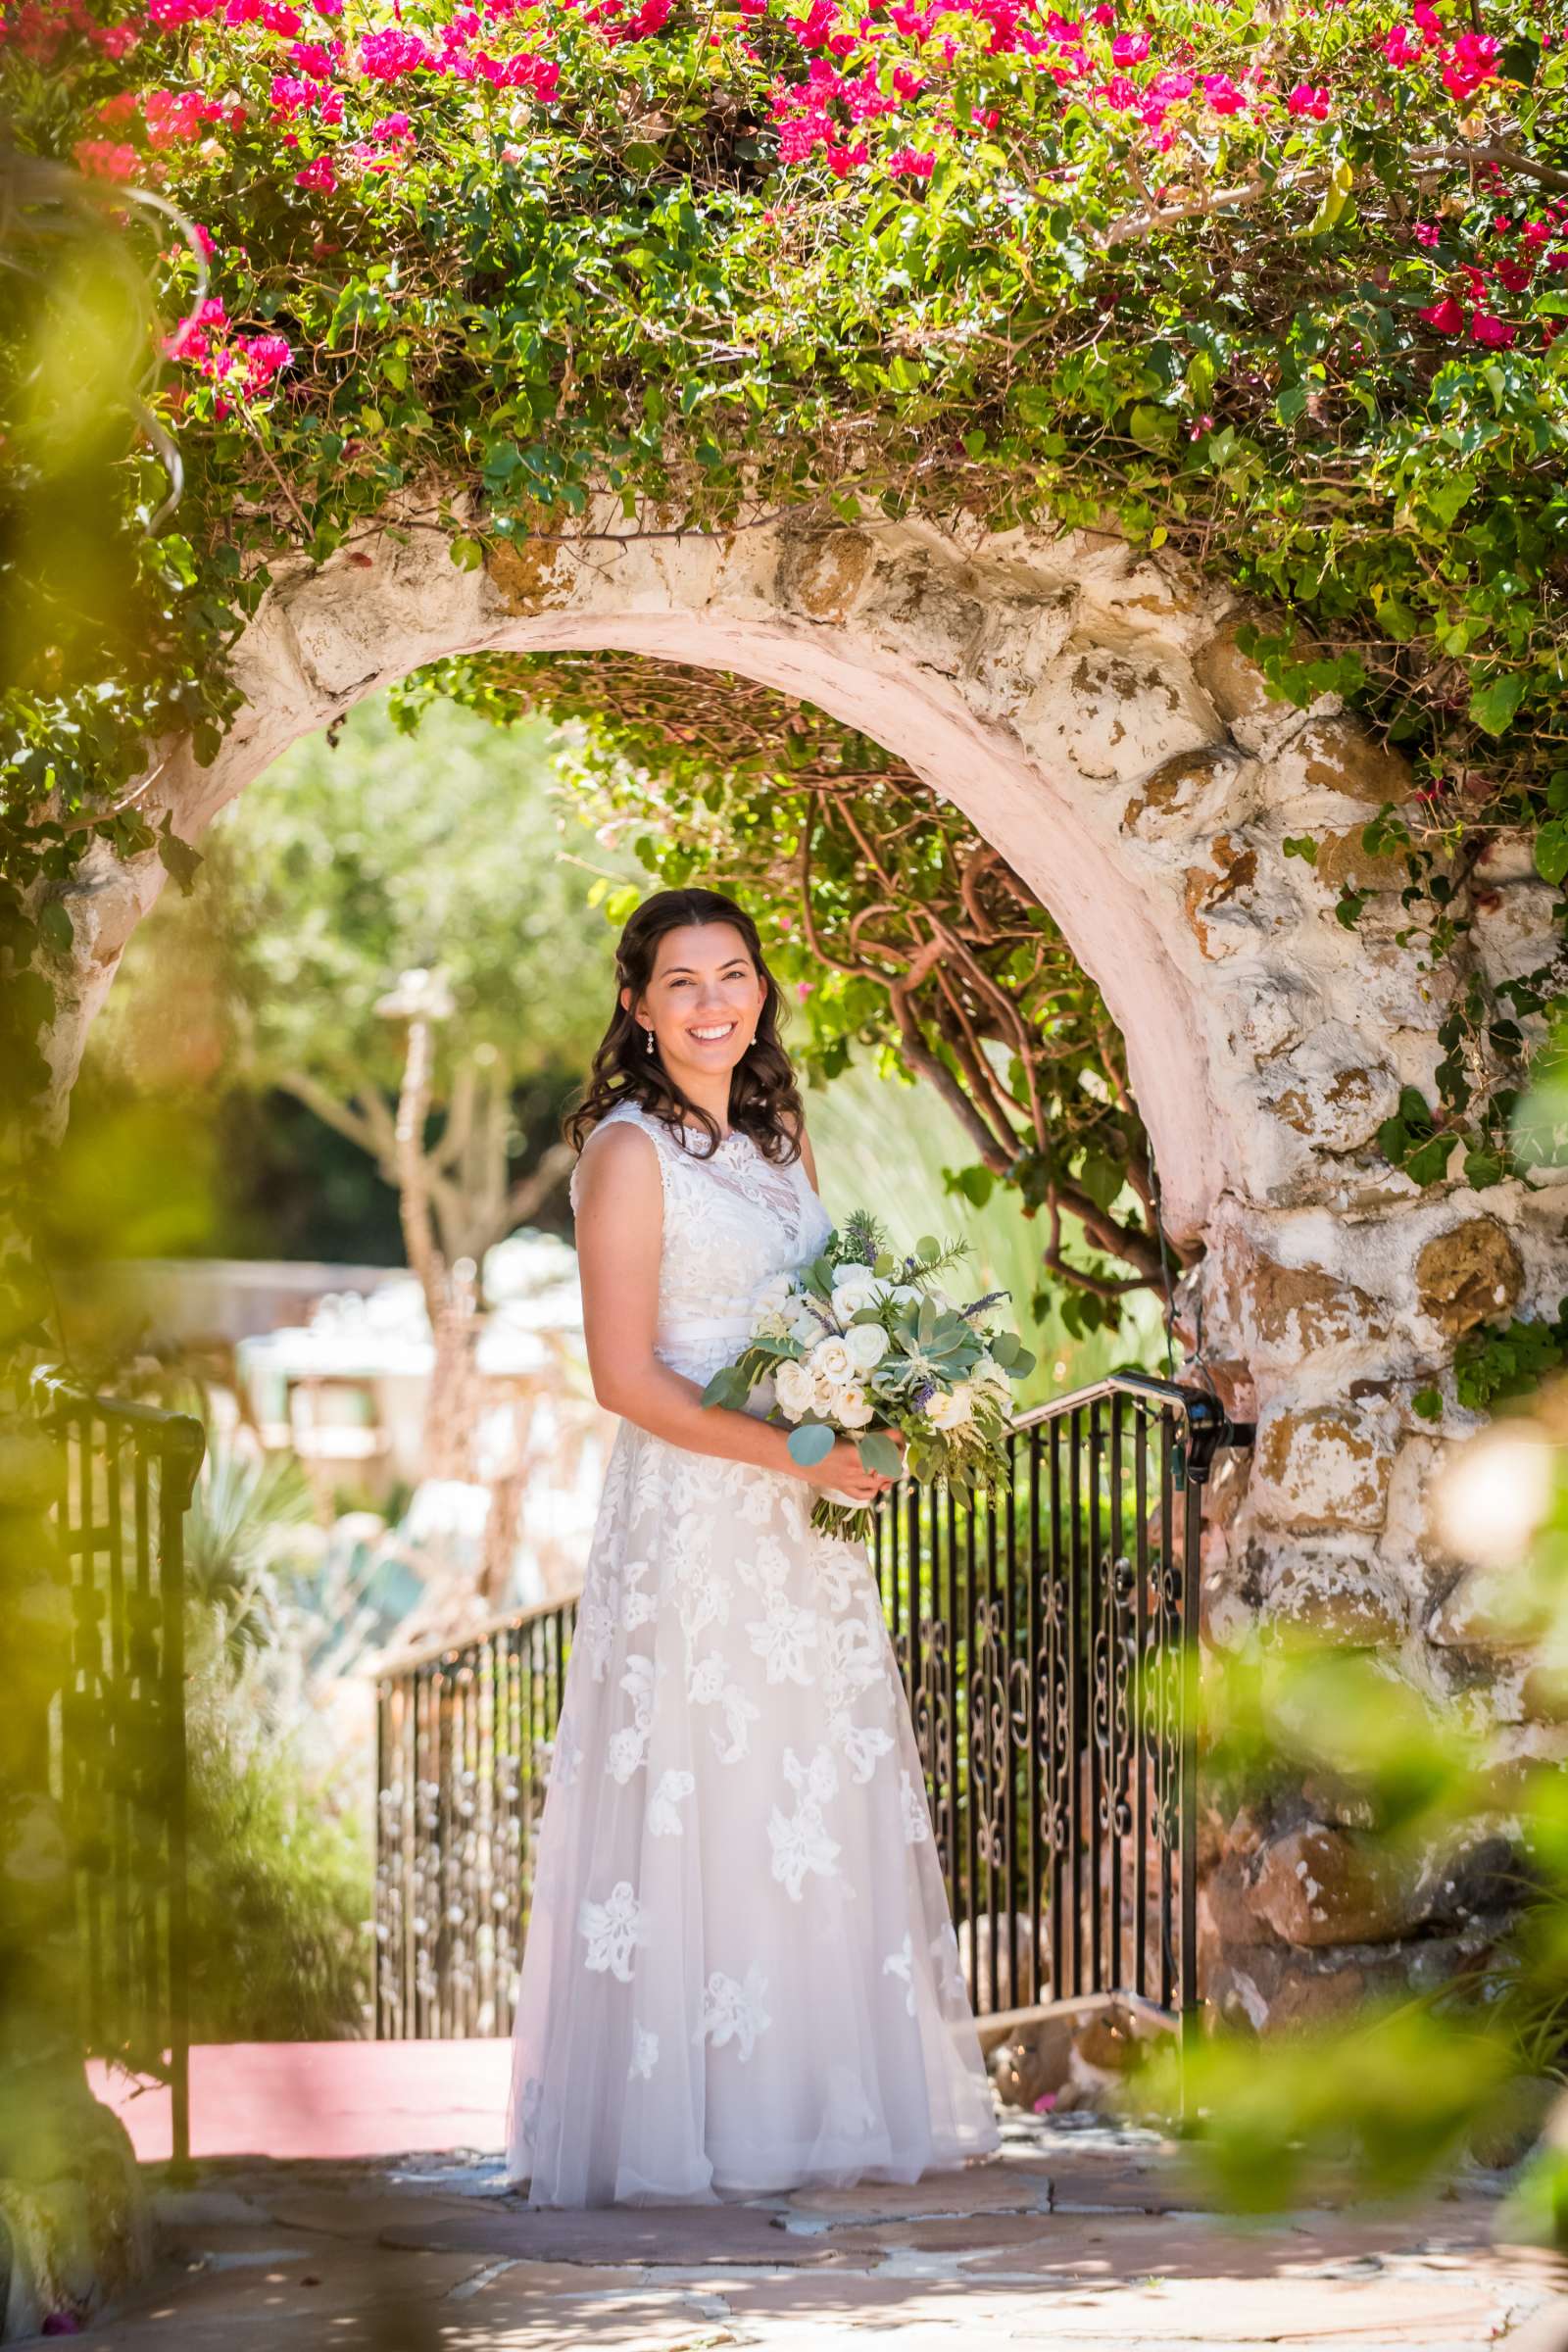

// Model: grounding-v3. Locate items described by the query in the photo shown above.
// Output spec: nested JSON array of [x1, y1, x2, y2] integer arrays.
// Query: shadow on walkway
[[74, 2110, 1568, 2352]]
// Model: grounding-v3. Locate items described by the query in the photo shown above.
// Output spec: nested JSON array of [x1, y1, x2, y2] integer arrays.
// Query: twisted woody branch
[[390, 651, 1181, 1318]]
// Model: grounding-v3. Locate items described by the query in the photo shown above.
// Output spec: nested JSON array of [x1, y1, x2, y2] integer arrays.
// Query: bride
[[506, 885, 1001, 2206]]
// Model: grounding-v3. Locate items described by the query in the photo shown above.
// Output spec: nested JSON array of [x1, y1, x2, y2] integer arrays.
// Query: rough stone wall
[[38, 498, 1568, 2032]]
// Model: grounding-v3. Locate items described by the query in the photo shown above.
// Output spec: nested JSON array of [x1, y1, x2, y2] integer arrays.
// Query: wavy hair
[[566, 887, 804, 1163]]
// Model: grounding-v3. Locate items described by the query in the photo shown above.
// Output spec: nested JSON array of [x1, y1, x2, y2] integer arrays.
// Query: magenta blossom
[[1285, 80, 1330, 118], [1418, 294, 1463, 334]]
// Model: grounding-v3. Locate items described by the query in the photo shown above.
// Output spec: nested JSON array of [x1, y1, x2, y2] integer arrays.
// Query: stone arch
[[50, 499, 1567, 2024], [59, 505, 1394, 1242]]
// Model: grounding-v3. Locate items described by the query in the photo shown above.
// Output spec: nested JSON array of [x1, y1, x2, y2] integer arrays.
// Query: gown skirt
[[505, 1416, 1002, 2206]]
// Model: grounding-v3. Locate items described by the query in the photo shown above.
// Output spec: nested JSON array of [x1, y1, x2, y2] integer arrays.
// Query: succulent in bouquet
[[700, 1207, 1036, 1539]]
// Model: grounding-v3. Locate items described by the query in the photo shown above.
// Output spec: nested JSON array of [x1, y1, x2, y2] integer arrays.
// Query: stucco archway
[[48, 499, 1567, 2025]]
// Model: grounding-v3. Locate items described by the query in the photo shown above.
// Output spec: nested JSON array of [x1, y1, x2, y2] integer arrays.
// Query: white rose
[[809, 1335, 856, 1387], [890, 1284, 922, 1308], [752, 1308, 791, 1340], [831, 1267, 882, 1316], [971, 1354, 1009, 1394], [845, 1321, 889, 1371], [836, 1383, 874, 1430], [774, 1358, 818, 1422], [790, 1306, 825, 1347], [924, 1383, 974, 1431], [753, 1273, 795, 1317]]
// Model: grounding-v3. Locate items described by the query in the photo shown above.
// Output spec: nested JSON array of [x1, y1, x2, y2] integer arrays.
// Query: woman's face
[[626, 921, 767, 1085]]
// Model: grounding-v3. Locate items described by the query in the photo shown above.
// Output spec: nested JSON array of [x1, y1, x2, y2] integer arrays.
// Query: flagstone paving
[[71, 2114, 1568, 2351]]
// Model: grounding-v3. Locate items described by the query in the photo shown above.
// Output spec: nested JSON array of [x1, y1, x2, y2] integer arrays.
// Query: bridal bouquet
[[700, 1209, 1036, 1539]]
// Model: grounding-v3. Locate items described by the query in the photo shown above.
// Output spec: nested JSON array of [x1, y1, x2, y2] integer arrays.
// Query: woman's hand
[[796, 1436, 897, 1503]]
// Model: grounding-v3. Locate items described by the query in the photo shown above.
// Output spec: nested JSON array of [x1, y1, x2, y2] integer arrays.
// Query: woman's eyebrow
[[662, 961, 749, 977]]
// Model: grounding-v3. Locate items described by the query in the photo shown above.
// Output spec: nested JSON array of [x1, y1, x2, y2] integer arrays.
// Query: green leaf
[[858, 1430, 903, 1480], [1425, 472, 1476, 528], [1302, 157, 1354, 239], [1410, 1387, 1443, 1422], [915, 1235, 940, 1263], [1535, 820, 1568, 887], [786, 1422, 837, 1468], [38, 900, 74, 954], [1469, 673, 1526, 738], [156, 811, 202, 895], [990, 1330, 1020, 1367], [1462, 1142, 1505, 1191], [1403, 1133, 1457, 1186]]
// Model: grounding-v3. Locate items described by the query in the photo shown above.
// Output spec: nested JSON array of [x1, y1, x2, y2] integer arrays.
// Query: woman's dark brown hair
[[566, 887, 804, 1163]]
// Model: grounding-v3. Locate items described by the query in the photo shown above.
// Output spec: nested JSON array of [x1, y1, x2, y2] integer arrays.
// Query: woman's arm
[[796, 1118, 821, 1198], [574, 1122, 890, 1502]]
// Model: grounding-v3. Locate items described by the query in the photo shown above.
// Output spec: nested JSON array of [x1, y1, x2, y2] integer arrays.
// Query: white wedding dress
[[505, 1099, 1001, 2206]]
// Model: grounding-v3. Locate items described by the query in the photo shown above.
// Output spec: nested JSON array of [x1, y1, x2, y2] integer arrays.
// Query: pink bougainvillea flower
[[239, 332, 293, 389], [294, 153, 337, 191], [1469, 308, 1516, 348], [1418, 294, 1463, 334], [1201, 72, 1246, 115], [164, 296, 228, 362], [1110, 29, 1149, 65], [1285, 80, 1330, 118], [1383, 24, 1420, 67], [73, 138, 143, 178], [1442, 30, 1498, 101], [1413, 221, 1442, 249], [359, 26, 441, 75], [888, 144, 934, 175], [1494, 258, 1534, 293], [370, 110, 414, 139]]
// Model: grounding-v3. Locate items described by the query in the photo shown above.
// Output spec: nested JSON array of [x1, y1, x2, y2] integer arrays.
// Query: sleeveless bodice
[[570, 1100, 832, 1384]]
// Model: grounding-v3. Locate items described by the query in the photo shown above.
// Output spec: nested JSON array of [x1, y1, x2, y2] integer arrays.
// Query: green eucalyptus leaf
[[787, 1422, 838, 1468]]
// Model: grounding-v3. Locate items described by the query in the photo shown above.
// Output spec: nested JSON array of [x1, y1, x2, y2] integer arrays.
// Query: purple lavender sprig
[[959, 1290, 1008, 1321]]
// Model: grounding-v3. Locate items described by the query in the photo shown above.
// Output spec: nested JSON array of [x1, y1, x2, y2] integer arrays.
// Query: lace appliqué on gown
[[505, 1099, 1000, 2206]]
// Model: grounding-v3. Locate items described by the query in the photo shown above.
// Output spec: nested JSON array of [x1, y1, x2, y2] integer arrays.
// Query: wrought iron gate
[[373, 1374, 1248, 2038], [34, 1369, 205, 2167], [873, 1373, 1243, 2025], [374, 1598, 576, 2039]]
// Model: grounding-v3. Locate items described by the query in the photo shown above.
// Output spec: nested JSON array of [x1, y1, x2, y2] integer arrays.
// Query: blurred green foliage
[[181, 1435, 370, 2042], [1136, 1444, 1568, 2238]]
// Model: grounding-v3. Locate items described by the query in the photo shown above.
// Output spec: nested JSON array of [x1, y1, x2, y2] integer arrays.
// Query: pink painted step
[[87, 2040, 511, 2164]]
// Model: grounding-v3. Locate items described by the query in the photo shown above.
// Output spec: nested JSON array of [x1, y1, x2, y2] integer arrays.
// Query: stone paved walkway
[[76, 2114, 1568, 2352]]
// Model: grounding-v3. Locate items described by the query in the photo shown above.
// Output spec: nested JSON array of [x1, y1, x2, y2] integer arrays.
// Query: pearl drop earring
[[644, 1025, 655, 1056]]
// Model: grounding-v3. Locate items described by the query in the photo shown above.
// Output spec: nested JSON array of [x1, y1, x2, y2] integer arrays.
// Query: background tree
[[89, 691, 637, 1267]]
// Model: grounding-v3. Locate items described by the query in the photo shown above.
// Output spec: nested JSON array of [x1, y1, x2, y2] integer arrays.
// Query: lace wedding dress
[[506, 1099, 1001, 2206]]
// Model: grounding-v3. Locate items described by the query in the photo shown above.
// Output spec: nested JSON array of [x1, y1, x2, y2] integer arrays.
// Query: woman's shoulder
[[570, 1102, 669, 1211]]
